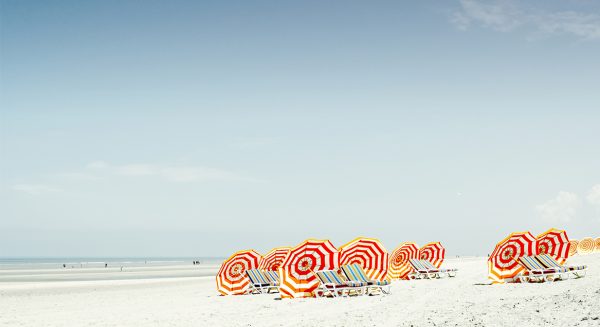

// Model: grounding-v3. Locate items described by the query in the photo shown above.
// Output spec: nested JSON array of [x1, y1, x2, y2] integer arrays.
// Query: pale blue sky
[[1, 0, 599, 257]]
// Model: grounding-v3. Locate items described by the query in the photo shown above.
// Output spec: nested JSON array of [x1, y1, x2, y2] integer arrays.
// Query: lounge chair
[[263, 270, 280, 286], [408, 259, 441, 279], [516, 256, 561, 283], [340, 264, 391, 295], [420, 259, 458, 277], [535, 254, 587, 279], [314, 270, 366, 297], [246, 269, 278, 294]]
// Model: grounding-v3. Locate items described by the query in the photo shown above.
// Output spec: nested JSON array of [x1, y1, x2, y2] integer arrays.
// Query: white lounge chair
[[314, 270, 365, 297], [535, 254, 587, 279], [420, 259, 457, 278], [246, 269, 278, 294], [516, 256, 561, 283], [408, 259, 440, 279], [340, 263, 391, 295]]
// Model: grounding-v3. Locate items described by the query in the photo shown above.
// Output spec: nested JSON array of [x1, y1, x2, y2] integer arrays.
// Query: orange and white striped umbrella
[[577, 237, 595, 255], [388, 242, 419, 280], [339, 237, 389, 281], [259, 247, 291, 271], [595, 237, 600, 253], [568, 239, 578, 256], [279, 239, 340, 298], [216, 249, 262, 295], [536, 228, 570, 264], [488, 231, 536, 283], [419, 242, 445, 268]]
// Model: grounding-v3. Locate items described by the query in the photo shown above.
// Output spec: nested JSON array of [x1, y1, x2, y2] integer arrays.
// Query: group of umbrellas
[[568, 237, 600, 256], [487, 228, 592, 284], [216, 237, 446, 298]]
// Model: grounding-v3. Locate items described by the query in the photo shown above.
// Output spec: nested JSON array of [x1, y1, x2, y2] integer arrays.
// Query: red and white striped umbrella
[[568, 239, 578, 256], [536, 228, 570, 264], [279, 239, 340, 299], [419, 242, 446, 268], [577, 237, 595, 255], [488, 231, 536, 283], [388, 242, 419, 280], [216, 249, 262, 295], [339, 237, 389, 281], [259, 247, 291, 271]]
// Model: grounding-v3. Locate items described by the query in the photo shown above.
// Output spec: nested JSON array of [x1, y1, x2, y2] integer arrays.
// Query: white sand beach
[[1, 254, 598, 327]]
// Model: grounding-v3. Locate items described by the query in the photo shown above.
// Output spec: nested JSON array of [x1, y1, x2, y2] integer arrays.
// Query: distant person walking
[[105, 263, 108, 268]]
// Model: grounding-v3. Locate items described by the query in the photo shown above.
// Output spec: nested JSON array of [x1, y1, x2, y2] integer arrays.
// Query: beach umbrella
[[419, 242, 446, 268], [488, 231, 537, 284], [595, 237, 600, 253], [279, 239, 340, 298], [577, 237, 595, 255], [259, 247, 291, 271], [339, 237, 389, 281], [568, 239, 578, 257], [216, 249, 262, 295], [388, 242, 419, 280], [536, 228, 570, 264]]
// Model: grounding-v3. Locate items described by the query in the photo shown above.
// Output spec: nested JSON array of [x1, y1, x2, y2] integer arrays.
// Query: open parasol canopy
[[419, 242, 446, 268], [216, 249, 262, 295], [279, 239, 340, 298], [488, 231, 537, 284], [388, 242, 419, 280], [536, 228, 570, 264], [595, 237, 600, 253], [259, 247, 291, 271], [339, 237, 389, 281], [568, 239, 579, 256], [577, 237, 595, 255]]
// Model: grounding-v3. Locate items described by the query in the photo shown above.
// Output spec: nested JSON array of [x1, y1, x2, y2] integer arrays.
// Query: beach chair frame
[[246, 269, 279, 294], [535, 254, 587, 280], [516, 256, 561, 283], [314, 270, 365, 298], [408, 259, 440, 279], [340, 264, 391, 295], [420, 259, 458, 278]]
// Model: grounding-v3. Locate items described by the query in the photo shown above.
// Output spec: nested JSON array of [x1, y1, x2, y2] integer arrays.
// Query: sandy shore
[[1, 255, 598, 326]]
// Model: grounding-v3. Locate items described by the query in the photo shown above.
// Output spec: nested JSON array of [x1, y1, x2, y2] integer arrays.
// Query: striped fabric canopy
[[488, 231, 537, 284], [536, 228, 570, 264], [577, 237, 595, 255], [568, 239, 579, 256], [216, 249, 262, 295], [388, 242, 419, 280], [595, 238, 600, 253], [419, 242, 445, 268], [339, 237, 389, 281], [259, 247, 291, 271], [279, 239, 340, 299]]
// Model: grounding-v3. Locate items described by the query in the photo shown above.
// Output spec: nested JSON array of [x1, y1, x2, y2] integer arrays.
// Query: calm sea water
[[0, 257, 224, 270]]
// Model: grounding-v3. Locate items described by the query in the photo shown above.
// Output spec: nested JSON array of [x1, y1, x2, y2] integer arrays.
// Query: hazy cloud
[[89, 161, 256, 183], [587, 184, 600, 206], [535, 191, 581, 222], [12, 184, 63, 195], [452, 0, 600, 39]]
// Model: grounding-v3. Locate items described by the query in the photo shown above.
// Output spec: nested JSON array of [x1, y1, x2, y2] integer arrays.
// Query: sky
[[1, 0, 599, 257]]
